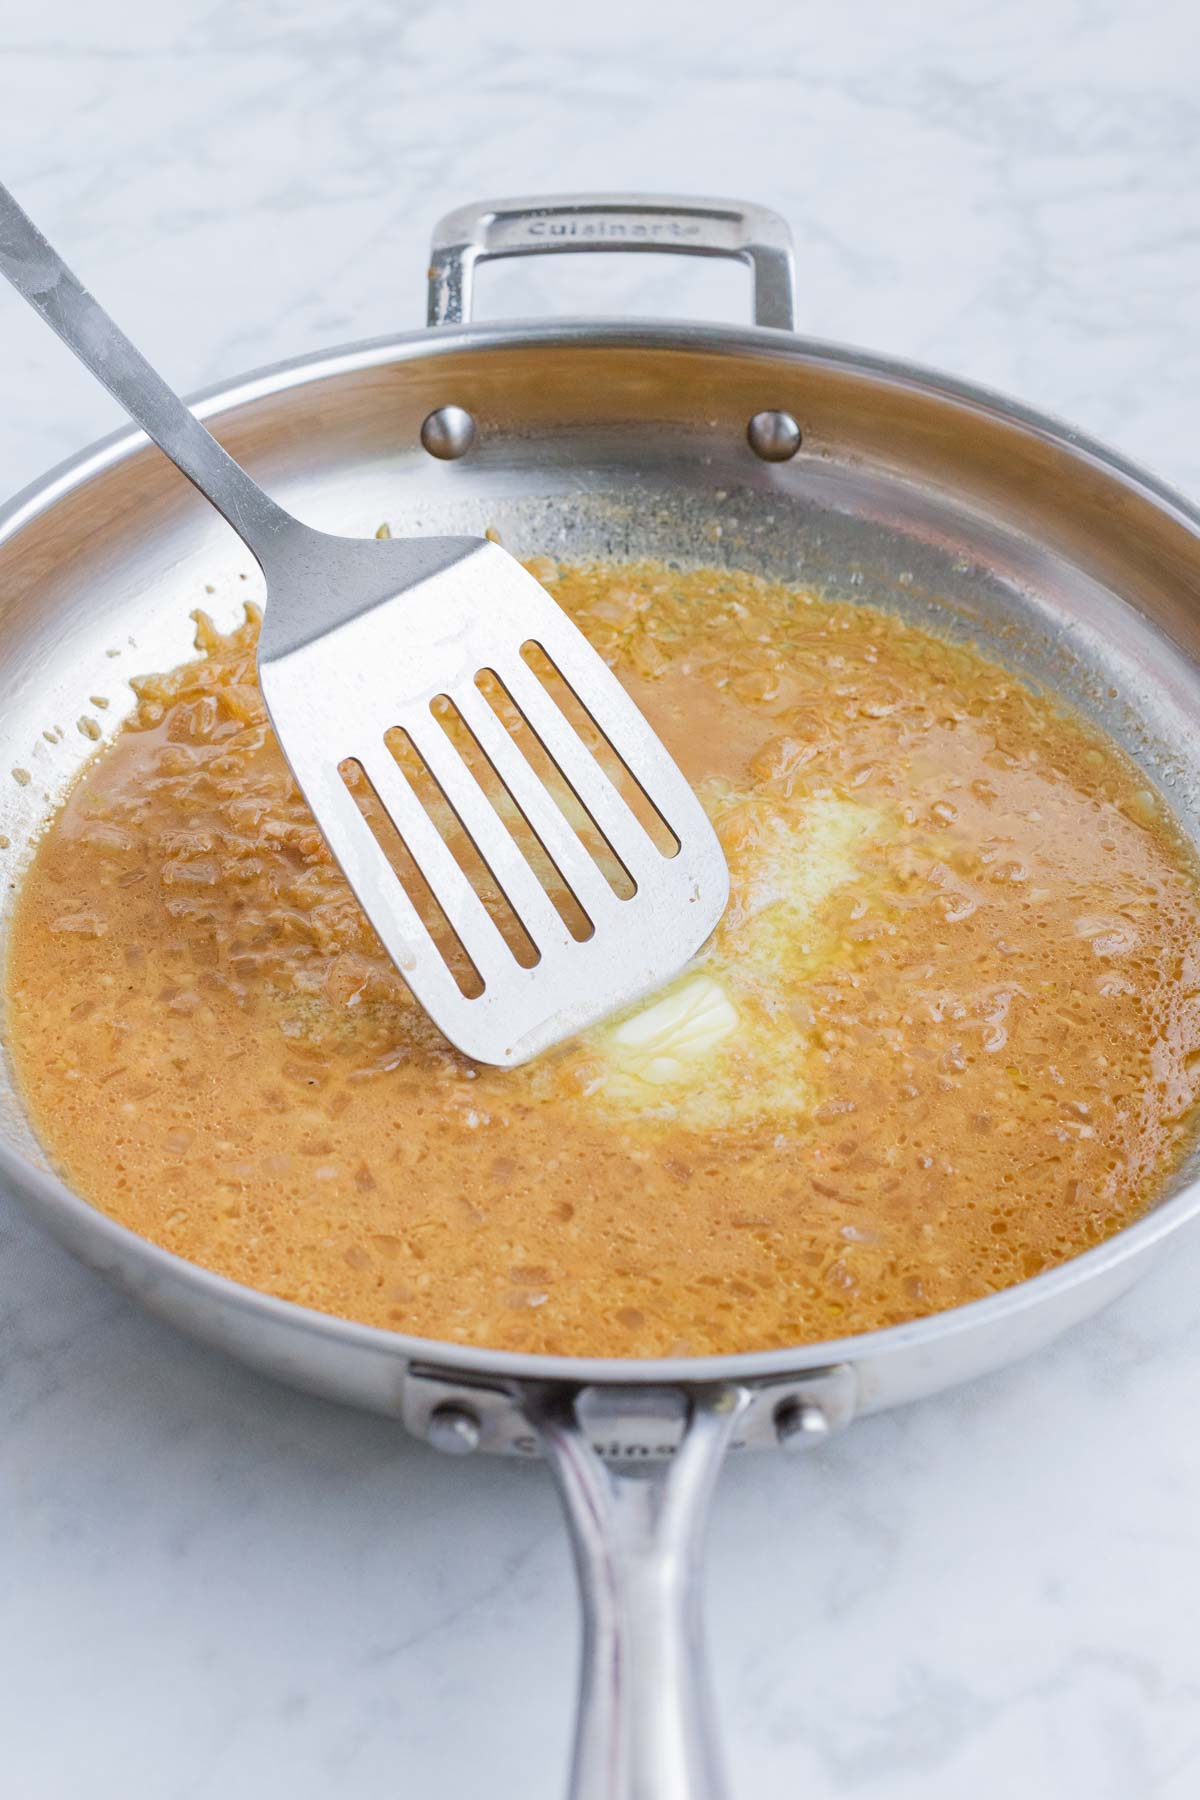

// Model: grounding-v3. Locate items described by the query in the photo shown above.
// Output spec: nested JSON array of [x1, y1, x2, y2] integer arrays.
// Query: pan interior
[[3, 327, 1200, 1221]]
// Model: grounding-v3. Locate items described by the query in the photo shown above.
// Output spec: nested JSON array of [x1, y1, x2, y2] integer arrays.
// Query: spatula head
[[258, 535, 729, 1066]]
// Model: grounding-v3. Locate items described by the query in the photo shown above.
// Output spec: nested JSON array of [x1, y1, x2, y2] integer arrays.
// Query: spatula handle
[[0, 180, 296, 563]]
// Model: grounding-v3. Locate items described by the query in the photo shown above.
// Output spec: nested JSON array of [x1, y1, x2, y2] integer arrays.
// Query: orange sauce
[[7, 559, 1200, 1356]]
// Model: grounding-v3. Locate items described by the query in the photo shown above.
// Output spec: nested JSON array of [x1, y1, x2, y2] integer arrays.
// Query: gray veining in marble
[[2, 2, 1200, 1795]]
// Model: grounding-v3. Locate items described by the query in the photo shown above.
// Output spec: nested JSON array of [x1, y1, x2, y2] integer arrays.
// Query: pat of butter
[[605, 974, 738, 1088], [579, 794, 888, 1126]]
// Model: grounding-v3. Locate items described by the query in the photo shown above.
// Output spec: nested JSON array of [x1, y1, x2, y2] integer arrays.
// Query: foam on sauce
[[7, 559, 1200, 1356]]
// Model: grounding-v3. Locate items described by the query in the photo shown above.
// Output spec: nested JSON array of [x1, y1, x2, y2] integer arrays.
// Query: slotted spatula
[[0, 183, 729, 1065]]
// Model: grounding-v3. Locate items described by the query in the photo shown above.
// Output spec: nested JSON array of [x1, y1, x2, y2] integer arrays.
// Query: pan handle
[[427, 194, 796, 331], [528, 1382, 751, 1800]]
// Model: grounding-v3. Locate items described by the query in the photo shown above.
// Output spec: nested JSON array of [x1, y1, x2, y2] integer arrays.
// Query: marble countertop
[[3, 2, 1200, 1795]]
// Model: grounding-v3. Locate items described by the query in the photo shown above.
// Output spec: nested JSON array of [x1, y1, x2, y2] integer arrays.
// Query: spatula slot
[[337, 756, 487, 997], [383, 724, 544, 966], [518, 641, 682, 861], [427, 696, 595, 943], [471, 667, 640, 904]]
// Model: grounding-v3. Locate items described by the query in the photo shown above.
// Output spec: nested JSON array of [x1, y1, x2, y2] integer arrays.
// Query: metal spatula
[[0, 183, 729, 1065]]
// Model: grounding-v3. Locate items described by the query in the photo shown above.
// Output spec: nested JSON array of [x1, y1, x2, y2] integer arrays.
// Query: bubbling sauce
[[7, 560, 1200, 1356]]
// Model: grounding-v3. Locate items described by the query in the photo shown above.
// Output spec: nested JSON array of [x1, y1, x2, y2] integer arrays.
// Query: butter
[[606, 974, 739, 1089], [582, 794, 887, 1126]]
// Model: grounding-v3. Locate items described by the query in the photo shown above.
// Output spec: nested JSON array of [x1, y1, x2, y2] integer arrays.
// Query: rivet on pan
[[427, 1401, 483, 1455], [421, 404, 477, 460], [774, 1396, 830, 1450], [746, 409, 802, 463]]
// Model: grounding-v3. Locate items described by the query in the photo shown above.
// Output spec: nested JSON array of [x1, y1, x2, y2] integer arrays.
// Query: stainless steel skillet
[[3, 192, 1200, 1799]]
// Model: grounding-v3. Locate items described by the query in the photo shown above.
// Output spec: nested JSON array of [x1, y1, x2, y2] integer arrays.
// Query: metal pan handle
[[528, 1383, 751, 1800], [427, 193, 797, 331]]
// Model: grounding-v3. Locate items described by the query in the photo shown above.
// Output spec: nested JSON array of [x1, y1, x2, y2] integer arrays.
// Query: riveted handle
[[427, 193, 797, 331], [529, 1383, 751, 1800]]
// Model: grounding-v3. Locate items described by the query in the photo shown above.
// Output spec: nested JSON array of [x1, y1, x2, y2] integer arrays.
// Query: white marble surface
[[3, 2, 1200, 1794]]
